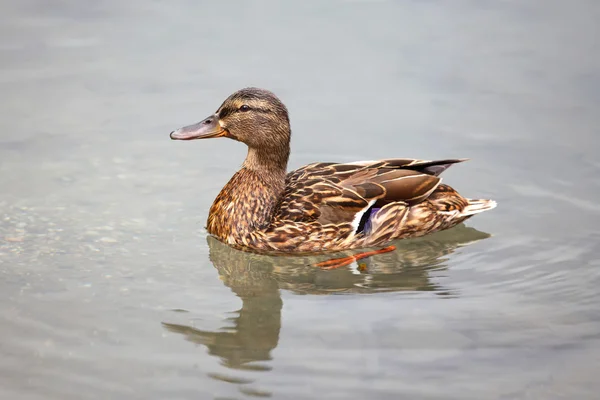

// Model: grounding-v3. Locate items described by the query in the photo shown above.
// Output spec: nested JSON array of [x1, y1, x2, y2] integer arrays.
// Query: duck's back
[[257, 158, 496, 252]]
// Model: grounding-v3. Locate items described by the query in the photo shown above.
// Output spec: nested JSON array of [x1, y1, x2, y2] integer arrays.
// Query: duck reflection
[[162, 225, 490, 388]]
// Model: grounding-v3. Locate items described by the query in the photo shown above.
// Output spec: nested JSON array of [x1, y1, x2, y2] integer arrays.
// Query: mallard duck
[[170, 87, 496, 258]]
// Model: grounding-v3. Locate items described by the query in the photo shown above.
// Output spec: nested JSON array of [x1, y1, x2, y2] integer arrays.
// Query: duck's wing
[[278, 158, 466, 226]]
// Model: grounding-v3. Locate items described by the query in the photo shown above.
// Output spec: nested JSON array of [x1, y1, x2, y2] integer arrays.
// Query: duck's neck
[[207, 144, 289, 242], [242, 145, 289, 183]]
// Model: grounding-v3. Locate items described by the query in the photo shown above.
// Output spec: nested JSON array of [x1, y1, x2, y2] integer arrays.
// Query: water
[[1, 1, 599, 399]]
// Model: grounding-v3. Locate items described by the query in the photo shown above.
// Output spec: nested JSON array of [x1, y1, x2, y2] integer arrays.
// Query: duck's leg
[[314, 245, 396, 270]]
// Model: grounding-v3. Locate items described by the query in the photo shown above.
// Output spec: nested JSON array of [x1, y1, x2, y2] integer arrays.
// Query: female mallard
[[170, 88, 496, 260]]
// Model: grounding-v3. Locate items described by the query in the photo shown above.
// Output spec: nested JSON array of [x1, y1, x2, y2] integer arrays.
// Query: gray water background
[[1, 1, 599, 399]]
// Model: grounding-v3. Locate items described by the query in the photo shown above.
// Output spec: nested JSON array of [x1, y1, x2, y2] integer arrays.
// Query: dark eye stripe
[[253, 108, 270, 114], [219, 107, 271, 118], [218, 108, 233, 118]]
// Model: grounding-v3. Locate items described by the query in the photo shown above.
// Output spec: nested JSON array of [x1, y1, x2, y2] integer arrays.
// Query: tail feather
[[461, 199, 497, 216]]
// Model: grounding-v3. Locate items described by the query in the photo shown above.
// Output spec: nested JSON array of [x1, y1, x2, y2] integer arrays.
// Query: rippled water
[[2, 1, 600, 399]]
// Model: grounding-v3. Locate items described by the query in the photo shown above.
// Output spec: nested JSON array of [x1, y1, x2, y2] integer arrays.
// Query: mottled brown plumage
[[170, 87, 496, 253]]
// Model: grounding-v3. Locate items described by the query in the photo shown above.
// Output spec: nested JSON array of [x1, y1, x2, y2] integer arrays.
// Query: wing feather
[[278, 158, 465, 225]]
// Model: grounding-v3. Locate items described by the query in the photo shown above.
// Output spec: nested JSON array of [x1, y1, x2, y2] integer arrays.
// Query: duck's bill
[[170, 115, 226, 140]]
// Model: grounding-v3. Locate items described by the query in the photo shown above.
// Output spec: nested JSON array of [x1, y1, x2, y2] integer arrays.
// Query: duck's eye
[[239, 104, 250, 112]]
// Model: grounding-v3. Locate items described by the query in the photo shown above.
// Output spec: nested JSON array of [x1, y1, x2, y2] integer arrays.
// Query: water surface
[[1, 1, 600, 399]]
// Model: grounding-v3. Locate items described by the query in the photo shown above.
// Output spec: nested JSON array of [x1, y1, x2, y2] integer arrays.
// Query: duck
[[170, 87, 496, 261]]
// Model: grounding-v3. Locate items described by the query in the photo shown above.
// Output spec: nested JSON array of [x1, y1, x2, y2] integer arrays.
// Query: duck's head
[[170, 87, 291, 151]]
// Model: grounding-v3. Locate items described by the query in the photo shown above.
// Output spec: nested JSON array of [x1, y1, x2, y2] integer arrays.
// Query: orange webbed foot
[[314, 245, 396, 270]]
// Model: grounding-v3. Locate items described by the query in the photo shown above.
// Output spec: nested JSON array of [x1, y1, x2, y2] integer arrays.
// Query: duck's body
[[171, 88, 496, 254]]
